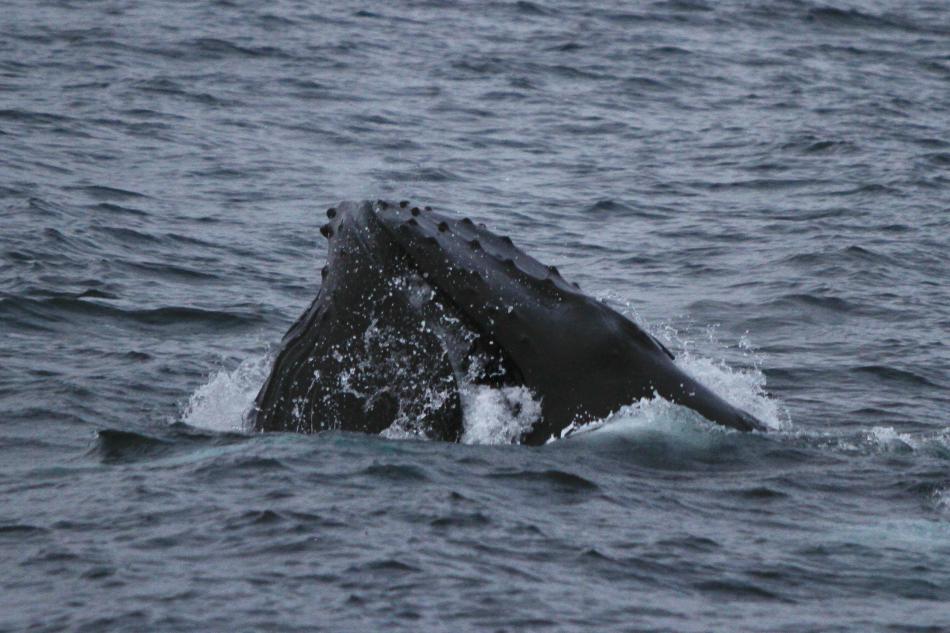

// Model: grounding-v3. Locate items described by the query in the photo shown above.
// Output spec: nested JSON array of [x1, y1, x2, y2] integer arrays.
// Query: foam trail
[[809, 426, 950, 456], [181, 354, 272, 432]]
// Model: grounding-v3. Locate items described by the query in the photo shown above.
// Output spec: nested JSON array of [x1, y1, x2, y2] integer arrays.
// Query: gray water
[[1, 1, 949, 631]]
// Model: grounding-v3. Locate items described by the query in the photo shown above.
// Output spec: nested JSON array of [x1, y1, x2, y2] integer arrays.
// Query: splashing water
[[377, 382, 542, 444], [866, 426, 919, 451], [181, 354, 272, 432], [674, 351, 788, 431], [179, 327, 783, 443], [459, 384, 542, 445], [599, 297, 789, 433]]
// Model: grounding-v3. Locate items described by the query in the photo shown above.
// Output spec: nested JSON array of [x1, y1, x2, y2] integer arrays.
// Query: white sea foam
[[556, 396, 706, 442], [866, 426, 918, 451], [459, 384, 542, 445], [181, 353, 271, 432]]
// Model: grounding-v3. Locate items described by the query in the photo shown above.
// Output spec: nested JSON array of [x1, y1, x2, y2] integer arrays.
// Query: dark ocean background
[[2, 1, 948, 631]]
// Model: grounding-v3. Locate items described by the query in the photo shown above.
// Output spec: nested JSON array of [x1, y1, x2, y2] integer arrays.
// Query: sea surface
[[1, 0, 948, 631]]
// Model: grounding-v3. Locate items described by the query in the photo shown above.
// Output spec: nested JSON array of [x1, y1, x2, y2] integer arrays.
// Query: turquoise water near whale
[[1, 0, 948, 631]]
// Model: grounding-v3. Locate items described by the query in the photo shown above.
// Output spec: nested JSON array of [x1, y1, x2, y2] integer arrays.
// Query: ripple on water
[[486, 469, 600, 494]]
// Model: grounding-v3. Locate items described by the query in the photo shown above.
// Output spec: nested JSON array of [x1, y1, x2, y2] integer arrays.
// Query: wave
[[65, 185, 147, 201], [0, 296, 262, 331], [582, 199, 668, 219], [804, 7, 942, 35], [487, 469, 600, 493], [91, 425, 246, 464], [91, 202, 150, 218]]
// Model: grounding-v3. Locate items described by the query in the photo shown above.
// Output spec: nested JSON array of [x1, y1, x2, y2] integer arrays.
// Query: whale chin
[[250, 200, 766, 443]]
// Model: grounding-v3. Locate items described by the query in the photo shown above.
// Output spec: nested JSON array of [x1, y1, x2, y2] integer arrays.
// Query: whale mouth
[[399, 262, 524, 390], [385, 263, 539, 440], [355, 207, 533, 438]]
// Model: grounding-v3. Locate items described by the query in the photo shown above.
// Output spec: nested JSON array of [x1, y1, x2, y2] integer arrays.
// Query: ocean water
[[1, 0, 948, 631]]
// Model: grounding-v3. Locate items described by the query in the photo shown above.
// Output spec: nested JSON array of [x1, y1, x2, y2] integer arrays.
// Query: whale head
[[250, 200, 765, 442]]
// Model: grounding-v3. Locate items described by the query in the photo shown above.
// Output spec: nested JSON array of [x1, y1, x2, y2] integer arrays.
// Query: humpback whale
[[251, 200, 765, 443]]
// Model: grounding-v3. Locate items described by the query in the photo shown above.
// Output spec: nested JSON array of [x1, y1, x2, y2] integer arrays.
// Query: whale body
[[250, 200, 765, 443]]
